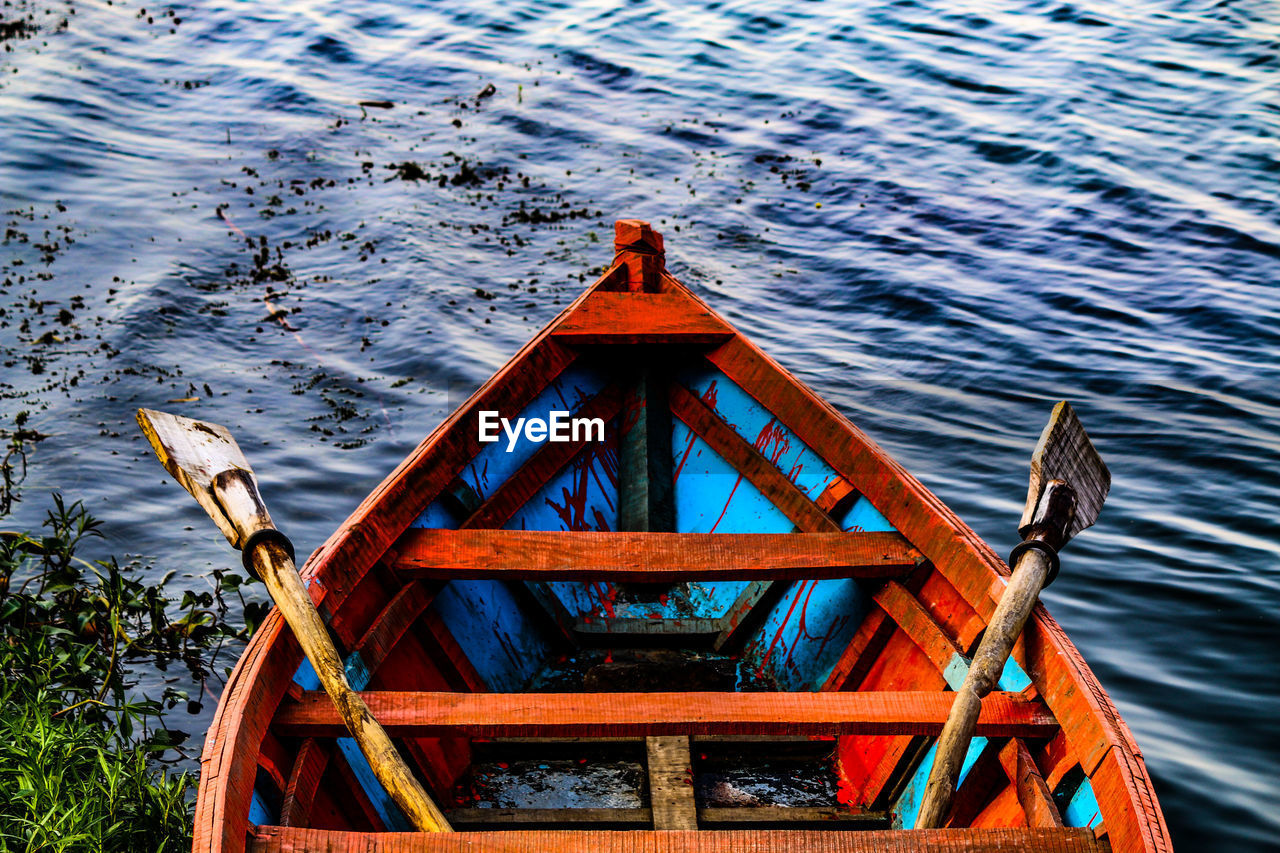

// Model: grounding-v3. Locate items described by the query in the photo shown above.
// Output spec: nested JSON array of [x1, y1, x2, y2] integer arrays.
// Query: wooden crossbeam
[[698, 807, 888, 826], [250, 826, 1109, 852], [647, 736, 697, 829], [999, 738, 1064, 828], [551, 292, 734, 344], [352, 581, 437, 675], [873, 581, 963, 673], [668, 382, 840, 533], [391, 529, 921, 582], [274, 691, 1056, 740]]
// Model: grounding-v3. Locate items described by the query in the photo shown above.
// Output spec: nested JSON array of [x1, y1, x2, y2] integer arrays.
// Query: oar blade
[[136, 408, 254, 547], [1020, 401, 1110, 542]]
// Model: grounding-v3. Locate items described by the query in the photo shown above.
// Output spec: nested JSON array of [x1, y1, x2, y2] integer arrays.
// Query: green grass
[[0, 489, 261, 852]]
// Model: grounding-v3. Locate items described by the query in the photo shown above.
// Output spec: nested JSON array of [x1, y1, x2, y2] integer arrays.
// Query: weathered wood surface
[[447, 808, 651, 827], [1020, 402, 1110, 541], [551, 291, 733, 344], [273, 690, 1056, 739], [136, 408, 260, 549], [646, 736, 697, 829], [392, 529, 921, 581], [249, 826, 1110, 853], [697, 808, 887, 826], [915, 546, 1054, 829], [444, 807, 887, 828], [999, 738, 1063, 828], [871, 581, 963, 672]]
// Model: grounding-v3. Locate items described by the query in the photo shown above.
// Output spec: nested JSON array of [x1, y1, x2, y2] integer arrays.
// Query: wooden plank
[[352, 581, 437, 674], [447, 808, 651, 827], [647, 736, 697, 829], [575, 616, 723, 637], [698, 807, 887, 826], [459, 385, 624, 530], [815, 476, 858, 515], [446, 806, 885, 828], [279, 738, 330, 827], [668, 382, 841, 534], [250, 825, 1110, 852], [821, 607, 893, 692], [393, 529, 920, 582], [873, 582, 962, 672], [618, 368, 675, 533], [275, 691, 1056, 739], [1090, 746, 1173, 853], [551, 292, 734, 344], [999, 739, 1063, 828]]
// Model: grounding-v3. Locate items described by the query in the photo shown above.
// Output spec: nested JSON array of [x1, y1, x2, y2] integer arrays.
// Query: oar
[[916, 401, 1109, 829], [136, 408, 452, 833]]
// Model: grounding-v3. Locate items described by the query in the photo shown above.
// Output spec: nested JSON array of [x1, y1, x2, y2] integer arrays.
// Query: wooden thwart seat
[[390, 529, 923, 582], [250, 826, 1108, 852], [274, 690, 1055, 739]]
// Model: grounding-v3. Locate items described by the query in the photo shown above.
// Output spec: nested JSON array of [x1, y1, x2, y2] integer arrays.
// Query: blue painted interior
[[1061, 772, 1103, 829], [677, 366, 839, 502], [431, 580, 550, 692], [248, 791, 273, 827], [838, 495, 895, 533], [892, 737, 987, 829], [451, 363, 610, 506], [503, 420, 618, 534], [740, 578, 869, 691]]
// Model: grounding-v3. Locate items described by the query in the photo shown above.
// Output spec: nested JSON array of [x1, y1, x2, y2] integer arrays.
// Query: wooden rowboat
[[196, 220, 1171, 852]]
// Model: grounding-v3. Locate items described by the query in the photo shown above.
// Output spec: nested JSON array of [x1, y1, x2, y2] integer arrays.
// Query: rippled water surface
[[3, 0, 1278, 848]]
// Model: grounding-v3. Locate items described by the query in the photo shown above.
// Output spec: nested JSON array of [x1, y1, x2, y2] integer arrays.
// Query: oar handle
[[915, 481, 1075, 829], [210, 474, 452, 833], [245, 539, 453, 833]]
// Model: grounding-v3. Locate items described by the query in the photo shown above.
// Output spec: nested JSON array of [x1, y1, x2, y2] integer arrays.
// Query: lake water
[[2, 0, 1278, 848]]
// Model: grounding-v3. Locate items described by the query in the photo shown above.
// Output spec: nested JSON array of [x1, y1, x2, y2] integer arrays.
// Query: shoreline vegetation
[[0, 416, 260, 851]]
